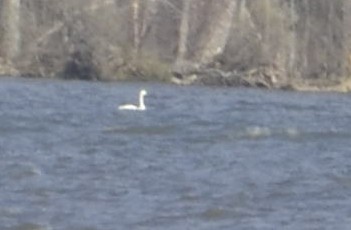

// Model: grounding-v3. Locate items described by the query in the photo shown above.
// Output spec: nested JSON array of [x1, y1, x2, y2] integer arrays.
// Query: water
[[1, 77, 351, 230]]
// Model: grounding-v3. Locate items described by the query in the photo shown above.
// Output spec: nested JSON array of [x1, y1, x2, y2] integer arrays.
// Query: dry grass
[[288, 77, 351, 93], [115, 51, 173, 82]]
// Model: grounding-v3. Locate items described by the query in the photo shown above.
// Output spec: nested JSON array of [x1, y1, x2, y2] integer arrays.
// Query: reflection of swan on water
[[118, 89, 147, 111]]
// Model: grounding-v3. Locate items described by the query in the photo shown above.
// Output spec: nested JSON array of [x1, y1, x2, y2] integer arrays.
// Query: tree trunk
[[344, 0, 351, 77], [287, 0, 297, 77], [176, 0, 191, 64], [132, 0, 140, 60], [1, 0, 21, 64], [140, 0, 158, 43], [195, 0, 237, 66]]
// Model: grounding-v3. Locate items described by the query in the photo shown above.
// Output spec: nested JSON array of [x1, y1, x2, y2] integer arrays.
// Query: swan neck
[[139, 93, 145, 109]]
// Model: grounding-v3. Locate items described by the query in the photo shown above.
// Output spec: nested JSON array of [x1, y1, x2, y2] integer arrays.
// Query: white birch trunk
[[1, 0, 21, 63], [176, 0, 191, 64], [132, 0, 140, 59]]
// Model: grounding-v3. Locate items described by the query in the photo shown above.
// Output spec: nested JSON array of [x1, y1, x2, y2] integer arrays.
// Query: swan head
[[140, 89, 147, 96]]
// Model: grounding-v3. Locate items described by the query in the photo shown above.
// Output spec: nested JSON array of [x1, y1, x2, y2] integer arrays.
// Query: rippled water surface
[[1, 77, 351, 230]]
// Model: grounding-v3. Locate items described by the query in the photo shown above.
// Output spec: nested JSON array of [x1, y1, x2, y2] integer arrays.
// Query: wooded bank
[[1, 0, 351, 91]]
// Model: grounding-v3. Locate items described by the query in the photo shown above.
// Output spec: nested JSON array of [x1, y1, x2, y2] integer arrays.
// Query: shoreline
[[1, 65, 351, 93]]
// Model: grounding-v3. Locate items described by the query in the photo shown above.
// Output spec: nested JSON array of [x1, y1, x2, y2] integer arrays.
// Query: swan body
[[118, 89, 147, 111]]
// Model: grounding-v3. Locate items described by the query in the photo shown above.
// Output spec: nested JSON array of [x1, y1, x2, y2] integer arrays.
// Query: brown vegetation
[[0, 0, 350, 91]]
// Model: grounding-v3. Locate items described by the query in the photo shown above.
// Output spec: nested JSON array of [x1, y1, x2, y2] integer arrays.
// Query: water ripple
[[1, 78, 351, 229]]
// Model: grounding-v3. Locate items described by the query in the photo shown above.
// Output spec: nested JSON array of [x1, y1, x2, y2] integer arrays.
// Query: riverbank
[[171, 66, 351, 93], [1, 1, 351, 95], [2, 61, 351, 93], [1, 1, 351, 94]]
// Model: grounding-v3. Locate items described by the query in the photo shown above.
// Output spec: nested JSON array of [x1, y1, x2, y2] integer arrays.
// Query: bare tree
[[176, 0, 191, 64], [131, 0, 141, 60], [344, 0, 351, 77], [194, 0, 237, 66], [1, 0, 21, 65], [0, 0, 349, 87]]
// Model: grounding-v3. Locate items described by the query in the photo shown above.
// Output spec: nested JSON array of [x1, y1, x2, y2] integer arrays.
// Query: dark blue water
[[1, 77, 351, 230]]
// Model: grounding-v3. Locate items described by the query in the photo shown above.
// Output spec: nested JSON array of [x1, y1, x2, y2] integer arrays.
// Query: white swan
[[118, 89, 147, 111]]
